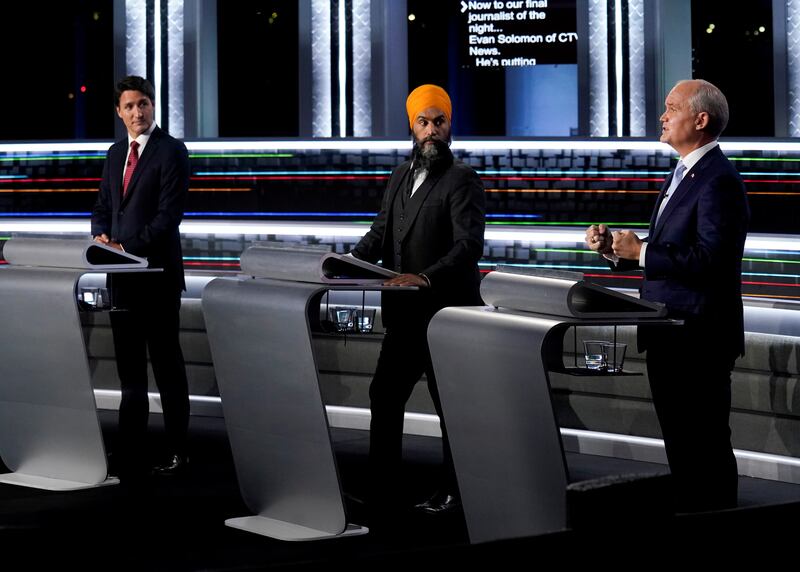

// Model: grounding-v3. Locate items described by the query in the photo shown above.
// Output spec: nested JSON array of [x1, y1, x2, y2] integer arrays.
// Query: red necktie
[[122, 140, 140, 196]]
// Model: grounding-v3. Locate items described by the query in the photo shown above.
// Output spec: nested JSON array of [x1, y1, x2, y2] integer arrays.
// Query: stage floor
[[1, 411, 799, 570]]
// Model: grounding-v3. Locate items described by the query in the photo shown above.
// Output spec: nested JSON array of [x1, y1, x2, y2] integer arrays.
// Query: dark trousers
[[110, 289, 189, 469], [368, 323, 457, 507], [645, 325, 738, 512]]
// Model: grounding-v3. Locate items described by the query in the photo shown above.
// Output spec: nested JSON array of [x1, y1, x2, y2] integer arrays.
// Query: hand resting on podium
[[383, 273, 430, 288], [93, 233, 124, 251]]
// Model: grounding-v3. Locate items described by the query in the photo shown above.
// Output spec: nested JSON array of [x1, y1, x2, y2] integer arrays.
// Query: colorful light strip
[[184, 211, 378, 217], [183, 256, 241, 261], [0, 212, 91, 217], [189, 153, 294, 159], [7, 140, 800, 154], [483, 188, 660, 194], [746, 249, 800, 255], [743, 257, 800, 264], [2, 178, 101, 183], [0, 188, 250, 193], [743, 179, 800, 184], [0, 189, 98, 193], [744, 272, 800, 279], [743, 280, 800, 288], [743, 293, 800, 299], [486, 221, 650, 227], [0, 221, 797, 254], [746, 192, 800, 196], [479, 262, 609, 271], [480, 169, 670, 176], [729, 156, 800, 162], [189, 175, 387, 181], [0, 150, 800, 161], [183, 261, 240, 268], [481, 176, 665, 182], [0, 154, 106, 162], [193, 170, 393, 176]]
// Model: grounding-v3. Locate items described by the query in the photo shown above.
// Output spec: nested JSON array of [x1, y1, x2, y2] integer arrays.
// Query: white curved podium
[[202, 243, 405, 541], [427, 268, 676, 544], [0, 238, 150, 491]]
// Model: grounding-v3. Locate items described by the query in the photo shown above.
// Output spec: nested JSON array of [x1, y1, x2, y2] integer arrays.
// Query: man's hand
[[585, 224, 614, 255], [383, 273, 429, 287], [611, 230, 643, 260], [93, 234, 123, 251]]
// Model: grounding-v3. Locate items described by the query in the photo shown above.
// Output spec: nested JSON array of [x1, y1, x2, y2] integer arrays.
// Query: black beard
[[411, 138, 453, 173]]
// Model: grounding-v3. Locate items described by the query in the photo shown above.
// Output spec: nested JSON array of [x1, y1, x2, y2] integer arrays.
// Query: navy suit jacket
[[351, 158, 486, 327], [91, 126, 190, 295], [627, 145, 750, 357]]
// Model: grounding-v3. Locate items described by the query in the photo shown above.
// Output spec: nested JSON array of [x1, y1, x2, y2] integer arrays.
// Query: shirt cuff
[[638, 242, 647, 268], [419, 273, 431, 287], [602, 253, 620, 266]]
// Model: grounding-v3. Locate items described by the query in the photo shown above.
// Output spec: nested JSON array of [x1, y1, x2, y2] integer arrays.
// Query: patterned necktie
[[123, 140, 140, 196], [655, 161, 686, 226]]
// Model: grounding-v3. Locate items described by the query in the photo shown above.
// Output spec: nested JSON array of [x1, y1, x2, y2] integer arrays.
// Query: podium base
[[0, 471, 119, 491], [225, 516, 368, 541]]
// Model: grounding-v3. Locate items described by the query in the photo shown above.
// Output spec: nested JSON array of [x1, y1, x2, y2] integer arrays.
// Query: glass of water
[[329, 307, 354, 332], [355, 308, 376, 333], [602, 342, 627, 373], [583, 340, 607, 371]]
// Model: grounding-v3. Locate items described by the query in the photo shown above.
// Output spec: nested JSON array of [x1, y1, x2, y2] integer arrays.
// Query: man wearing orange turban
[[351, 85, 485, 525], [405, 84, 452, 130]]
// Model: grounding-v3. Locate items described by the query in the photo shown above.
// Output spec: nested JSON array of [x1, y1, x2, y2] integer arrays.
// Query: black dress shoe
[[414, 491, 461, 515], [152, 454, 189, 476]]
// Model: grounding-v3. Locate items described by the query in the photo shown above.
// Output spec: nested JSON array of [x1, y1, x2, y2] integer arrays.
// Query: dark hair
[[114, 76, 155, 107]]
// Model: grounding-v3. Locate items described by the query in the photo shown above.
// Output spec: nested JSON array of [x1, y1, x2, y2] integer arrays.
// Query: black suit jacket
[[351, 158, 486, 327], [91, 126, 190, 296], [622, 145, 750, 357]]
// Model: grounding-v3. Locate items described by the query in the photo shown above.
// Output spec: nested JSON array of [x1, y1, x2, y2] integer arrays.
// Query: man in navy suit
[[91, 76, 190, 479], [586, 79, 749, 512]]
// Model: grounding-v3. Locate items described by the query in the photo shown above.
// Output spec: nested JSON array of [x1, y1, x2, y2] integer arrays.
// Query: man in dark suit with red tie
[[91, 76, 190, 480], [586, 79, 750, 512], [351, 85, 485, 521]]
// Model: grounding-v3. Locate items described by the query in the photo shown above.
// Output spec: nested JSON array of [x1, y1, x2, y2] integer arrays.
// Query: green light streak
[[486, 221, 649, 227], [743, 257, 800, 264], [729, 157, 800, 162]]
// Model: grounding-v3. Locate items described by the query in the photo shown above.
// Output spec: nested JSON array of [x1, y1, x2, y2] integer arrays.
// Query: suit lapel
[[387, 162, 412, 210], [650, 174, 672, 232], [651, 146, 720, 240], [401, 167, 446, 239], [109, 140, 127, 211]]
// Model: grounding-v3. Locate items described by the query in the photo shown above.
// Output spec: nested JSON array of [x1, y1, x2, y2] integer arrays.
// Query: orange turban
[[406, 84, 452, 129]]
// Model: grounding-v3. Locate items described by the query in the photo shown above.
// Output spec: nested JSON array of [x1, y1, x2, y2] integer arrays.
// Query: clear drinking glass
[[329, 307, 354, 332], [583, 340, 607, 370], [602, 342, 627, 373], [355, 308, 376, 333]]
